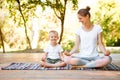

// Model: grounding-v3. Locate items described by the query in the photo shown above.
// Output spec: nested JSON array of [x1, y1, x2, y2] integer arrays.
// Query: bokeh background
[[0, 0, 120, 53]]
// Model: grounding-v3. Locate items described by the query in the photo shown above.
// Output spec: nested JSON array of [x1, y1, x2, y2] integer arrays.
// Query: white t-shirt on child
[[75, 25, 102, 58], [44, 44, 63, 59]]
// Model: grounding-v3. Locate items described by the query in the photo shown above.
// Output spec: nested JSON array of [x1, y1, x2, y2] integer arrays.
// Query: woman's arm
[[69, 34, 80, 55], [98, 32, 110, 56]]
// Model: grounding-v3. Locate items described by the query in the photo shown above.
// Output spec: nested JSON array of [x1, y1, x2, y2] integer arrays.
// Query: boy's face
[[49, 32, 59, 43]]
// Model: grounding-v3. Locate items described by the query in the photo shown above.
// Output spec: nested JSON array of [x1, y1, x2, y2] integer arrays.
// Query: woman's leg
[[64, 56, 89, 66], [85, 56, 112, 68], [95, 56, 112, 67]]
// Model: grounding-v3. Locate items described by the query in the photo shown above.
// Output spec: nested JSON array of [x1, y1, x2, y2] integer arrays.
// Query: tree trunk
[[0, 28, 5, 53], [16, 0, 32, 49], [58, 0, 67, 44], [58, 20, 64, 44]]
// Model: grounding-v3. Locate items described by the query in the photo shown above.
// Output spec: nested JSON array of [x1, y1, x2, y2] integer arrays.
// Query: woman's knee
[[63, 56, 71, 63], [108, 56, 112, 63], [69, 58, 80, 65], [104, 56, 112, 64]]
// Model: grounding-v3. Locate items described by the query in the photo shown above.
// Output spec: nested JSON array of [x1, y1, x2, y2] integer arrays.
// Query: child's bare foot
[[41, 58, 45, 62], [0, 67, 1, 70], [40, 61, 45, 67]]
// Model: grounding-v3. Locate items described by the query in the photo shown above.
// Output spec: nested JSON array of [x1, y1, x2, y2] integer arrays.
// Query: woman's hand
[[104, 50, 110, 56], [64, 50, 71, 56]]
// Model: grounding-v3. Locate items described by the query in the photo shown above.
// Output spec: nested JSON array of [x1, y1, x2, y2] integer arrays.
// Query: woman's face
[[77, 14, 89, 24]]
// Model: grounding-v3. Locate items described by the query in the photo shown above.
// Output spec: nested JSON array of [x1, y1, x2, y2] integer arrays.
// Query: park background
[[0, 0, 120, 53]]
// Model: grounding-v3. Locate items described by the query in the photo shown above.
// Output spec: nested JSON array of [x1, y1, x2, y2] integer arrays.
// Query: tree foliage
[[0, 0, 120, 53], [0, 0, 78, 51], [4, 0, 36, 49], [28, 0, 78, 44], [92, 0, 120, 46]]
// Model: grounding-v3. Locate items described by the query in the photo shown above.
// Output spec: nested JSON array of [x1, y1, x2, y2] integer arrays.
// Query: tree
[[92, 0, 120, 46], [5, 0, 35, 49], [0, 0, 78, 51], [16, 0, 32, 49], [28, 0, 78, 44], [0, 0, 5, 53], [0, 14, 5, 53]]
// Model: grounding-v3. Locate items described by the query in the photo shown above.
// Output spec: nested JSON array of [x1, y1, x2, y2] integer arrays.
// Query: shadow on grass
[[0, 49, 44, 53]]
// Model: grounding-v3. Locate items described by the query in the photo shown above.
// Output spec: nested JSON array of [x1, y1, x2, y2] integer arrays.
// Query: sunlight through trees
[[0, 0, 120, 52]]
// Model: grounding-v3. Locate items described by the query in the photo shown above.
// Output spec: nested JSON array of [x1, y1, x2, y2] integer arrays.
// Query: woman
[[64, 6, 112, 68]]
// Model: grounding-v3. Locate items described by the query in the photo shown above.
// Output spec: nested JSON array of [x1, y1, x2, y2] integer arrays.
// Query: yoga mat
[[1, 62, 120, 71]]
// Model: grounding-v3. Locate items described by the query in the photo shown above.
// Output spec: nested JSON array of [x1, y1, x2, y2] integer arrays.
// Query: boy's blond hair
[[49, 30, 58, 36]]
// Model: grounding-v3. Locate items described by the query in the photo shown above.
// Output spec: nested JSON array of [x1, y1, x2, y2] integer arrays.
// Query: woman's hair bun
[[86, 6, 90, 12]]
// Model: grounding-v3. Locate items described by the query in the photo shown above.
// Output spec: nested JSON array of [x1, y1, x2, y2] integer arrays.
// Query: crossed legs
[[40, 60, 66, 68], [64, 55, 112, 68]]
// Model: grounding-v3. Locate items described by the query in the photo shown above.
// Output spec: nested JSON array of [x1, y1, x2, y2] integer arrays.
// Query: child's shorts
[[46, 58, 61, 64]]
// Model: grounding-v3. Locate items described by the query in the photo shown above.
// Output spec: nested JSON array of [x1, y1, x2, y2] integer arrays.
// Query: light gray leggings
[[72, 56, 112, 67]]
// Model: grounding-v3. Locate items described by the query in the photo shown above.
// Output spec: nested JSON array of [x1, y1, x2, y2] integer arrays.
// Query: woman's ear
[[86, 15, 89, 19]]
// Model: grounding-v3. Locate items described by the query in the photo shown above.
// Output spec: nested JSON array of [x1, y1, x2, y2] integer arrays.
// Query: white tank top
[[75, 25, 102, 58]]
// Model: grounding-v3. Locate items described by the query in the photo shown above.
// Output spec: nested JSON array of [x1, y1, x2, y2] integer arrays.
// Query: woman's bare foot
[[71, 65, 86, 70]]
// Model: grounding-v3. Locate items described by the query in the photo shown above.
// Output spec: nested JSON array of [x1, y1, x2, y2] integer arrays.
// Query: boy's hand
[[104, 50, 110, 56], [41, 56, 46, 61]]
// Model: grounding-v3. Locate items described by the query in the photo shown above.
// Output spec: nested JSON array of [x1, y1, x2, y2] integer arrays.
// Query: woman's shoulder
[[76, 26, 83, 31], [74, 26, 83, 35], [93, 24, 103, 33], [94, 24, 102, 28], [94, 24, 102, 30]]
